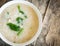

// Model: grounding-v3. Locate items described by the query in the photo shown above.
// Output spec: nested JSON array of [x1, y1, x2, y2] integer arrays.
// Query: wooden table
[[0, 0, 60, 46]]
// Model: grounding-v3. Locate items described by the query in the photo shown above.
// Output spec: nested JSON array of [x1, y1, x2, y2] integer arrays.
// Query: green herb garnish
[[7, 23, 24, 35], [6, 5, 28, 36], [16, 17, 23, 23], [17, 28, 24, 35], [17, 5, 27, 19], [17, 5, 24, 14], [7, 23, 20, 31], [17, 5, 21, 12], [24, 15, 27, 18], [19, 10, 24, 14], [7, 12, 9, 15]]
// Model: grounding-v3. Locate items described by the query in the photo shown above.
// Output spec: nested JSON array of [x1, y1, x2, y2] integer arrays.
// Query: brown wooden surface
[[0, 0, 6, 7], [0, 0, 60, 46], [44, 0, 60, 46]]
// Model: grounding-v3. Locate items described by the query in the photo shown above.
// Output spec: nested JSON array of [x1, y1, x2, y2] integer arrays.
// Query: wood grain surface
[[0, 0, 6, 7], [0, 0, 60, 46], [44, 0, 60, 46]]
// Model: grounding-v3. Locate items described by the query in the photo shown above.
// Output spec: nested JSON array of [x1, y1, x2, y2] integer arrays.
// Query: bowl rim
[[0, 1, 42, 46]]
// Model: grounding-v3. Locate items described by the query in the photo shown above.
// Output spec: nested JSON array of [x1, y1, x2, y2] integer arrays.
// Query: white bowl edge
[[0, 1, 42, 46]]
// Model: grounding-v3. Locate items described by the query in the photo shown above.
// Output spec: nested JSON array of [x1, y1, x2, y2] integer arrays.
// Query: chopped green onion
[[17, 5, 21, 12], [17, 5, 24, 14], [17, 28, 24, 35], [19, 10, 24, 14]]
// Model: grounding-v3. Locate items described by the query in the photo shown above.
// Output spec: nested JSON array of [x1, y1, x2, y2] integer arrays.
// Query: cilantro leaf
[[16, 17, 23, 23], [7, 23, 20, 31]]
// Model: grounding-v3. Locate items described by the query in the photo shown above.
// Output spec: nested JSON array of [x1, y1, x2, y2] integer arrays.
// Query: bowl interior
[[0, 1, 42, 46]]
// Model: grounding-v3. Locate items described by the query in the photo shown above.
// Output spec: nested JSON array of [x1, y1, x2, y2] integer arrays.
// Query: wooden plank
[[37, 0, 60, 46], [0, 0, 6, 7], [45, 0, 60, 46]]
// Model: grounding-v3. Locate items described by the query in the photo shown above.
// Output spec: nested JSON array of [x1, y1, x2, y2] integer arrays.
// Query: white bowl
[[0, 1, 42, 46]]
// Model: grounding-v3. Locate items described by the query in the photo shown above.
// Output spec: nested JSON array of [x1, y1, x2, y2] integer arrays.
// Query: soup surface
[[0, 3, 39, 43]]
